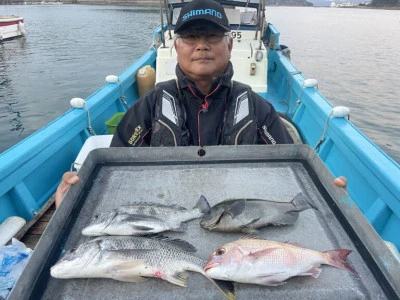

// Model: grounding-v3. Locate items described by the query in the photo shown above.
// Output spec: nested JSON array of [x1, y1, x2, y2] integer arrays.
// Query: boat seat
[[73, 135, 113, 171]]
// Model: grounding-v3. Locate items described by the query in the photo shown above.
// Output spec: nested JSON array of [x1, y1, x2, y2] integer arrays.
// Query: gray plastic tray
[[9, 145, 400, 299]]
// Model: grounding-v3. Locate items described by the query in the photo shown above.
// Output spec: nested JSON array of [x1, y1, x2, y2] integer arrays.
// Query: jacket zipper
[[189, 84, 221, 146]]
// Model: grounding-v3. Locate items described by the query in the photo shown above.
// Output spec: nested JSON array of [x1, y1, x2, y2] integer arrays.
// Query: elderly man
[[56, 0, 346, 207], [111, 0, 292, 147]]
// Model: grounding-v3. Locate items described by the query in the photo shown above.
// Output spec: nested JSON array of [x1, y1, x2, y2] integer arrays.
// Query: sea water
[[0, 5, 399, 164]]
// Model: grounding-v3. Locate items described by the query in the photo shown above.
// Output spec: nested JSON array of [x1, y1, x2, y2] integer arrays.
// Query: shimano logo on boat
[[182, 9, 223, 21]]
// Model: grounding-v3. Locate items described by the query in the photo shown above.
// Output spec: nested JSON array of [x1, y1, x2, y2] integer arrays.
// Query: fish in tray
[[200, 193, 314, 233], [82, 196, 211, 236], [204, 237, 358, 286], [50, 235, 235, 300]]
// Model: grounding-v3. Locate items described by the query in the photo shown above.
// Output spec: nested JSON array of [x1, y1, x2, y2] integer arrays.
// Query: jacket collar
[[175, 61, 234, 95]]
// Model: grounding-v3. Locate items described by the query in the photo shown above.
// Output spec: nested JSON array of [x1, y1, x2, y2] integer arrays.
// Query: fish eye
[[93, 213, 101, 220], [215, 248, 226, 256]]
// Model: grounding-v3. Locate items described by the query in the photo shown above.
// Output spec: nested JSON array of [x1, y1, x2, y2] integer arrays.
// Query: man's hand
[[333, 176, 347, 189], [55, 171, 80, 208]]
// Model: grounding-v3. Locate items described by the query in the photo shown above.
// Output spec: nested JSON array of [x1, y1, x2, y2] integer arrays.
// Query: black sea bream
[[200, 193, 313, 233]]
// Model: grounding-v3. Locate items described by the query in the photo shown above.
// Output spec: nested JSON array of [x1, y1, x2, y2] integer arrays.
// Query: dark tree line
[[370, 0, 399, 6]]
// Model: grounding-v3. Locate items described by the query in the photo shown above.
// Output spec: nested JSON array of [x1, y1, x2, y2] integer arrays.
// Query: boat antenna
[[159, 0, 166, 48], [258, 0, 266, 50], [254, 0, 261, 40], [164, 0, 172, 40]]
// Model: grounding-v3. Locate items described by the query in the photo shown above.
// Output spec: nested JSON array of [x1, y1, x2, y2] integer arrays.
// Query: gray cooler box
[[9, 145, 400, 299]]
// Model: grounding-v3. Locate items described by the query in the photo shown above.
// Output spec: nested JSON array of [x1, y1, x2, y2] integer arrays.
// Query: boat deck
[[16, 198, 56, 250]]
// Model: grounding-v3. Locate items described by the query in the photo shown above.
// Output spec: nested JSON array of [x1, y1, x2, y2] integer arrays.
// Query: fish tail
[[163, 271, 188, 287], [207, 278, 236, 300], [324, 249, 358, 276], [195, 195, 212, 214], [291, 193, 318, 212]]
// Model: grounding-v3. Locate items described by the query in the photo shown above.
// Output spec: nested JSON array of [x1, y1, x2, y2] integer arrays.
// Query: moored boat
[[0, 1, 400, 297], [0, 15, 25, 42]]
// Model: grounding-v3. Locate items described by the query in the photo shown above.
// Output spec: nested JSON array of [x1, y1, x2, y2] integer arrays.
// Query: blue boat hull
[[0, 23, 399, 252]]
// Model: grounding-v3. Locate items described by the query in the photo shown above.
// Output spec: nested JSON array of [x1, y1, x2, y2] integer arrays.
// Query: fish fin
[[145, 235, 197, 253], [164, 271, 188, 287], [299, 266, 322, 278], [240, 227, 258, 234], [240, 233, 262, 240], [324, 249, 358, 276], [111, 274, 148, 283], [110, 260, 148, 282], [195, 195, 212, 214], [239, 218, 261, 233], [131, 225, 157, 231], [291, 193, 318, 212], [226, 200, 246, 218], [255, 272, 287, 286], [208, 278, 236, 300], [262, 279, 287, 286], [121, 202, 187, 211], [172, 222, 188, 232]]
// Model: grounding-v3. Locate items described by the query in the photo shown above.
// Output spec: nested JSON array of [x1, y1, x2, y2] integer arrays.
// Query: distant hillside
[[370, 0, 400, 6]]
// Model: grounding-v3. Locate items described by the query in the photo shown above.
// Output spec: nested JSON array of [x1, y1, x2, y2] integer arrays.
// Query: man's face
[[175, 23, 233, 82]]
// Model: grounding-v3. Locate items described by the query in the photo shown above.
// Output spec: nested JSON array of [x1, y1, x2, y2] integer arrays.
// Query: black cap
[[174, 0, 231, 34]]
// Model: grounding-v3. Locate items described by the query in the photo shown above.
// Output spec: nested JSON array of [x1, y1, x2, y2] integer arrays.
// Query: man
[[56, 0, 346, 207], [111, 0, 292, 147]]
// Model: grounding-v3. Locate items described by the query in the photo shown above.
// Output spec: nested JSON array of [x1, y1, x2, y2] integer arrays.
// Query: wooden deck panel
[[16, 198, 56, 250]]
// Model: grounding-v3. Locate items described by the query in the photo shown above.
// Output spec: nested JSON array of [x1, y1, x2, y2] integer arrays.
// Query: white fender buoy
[[332, 106, 350, 118], [18, 21, 25, 36], [303, 78, 318, 88], [70, 97, 86, 108], [105, 75, 119, 84]]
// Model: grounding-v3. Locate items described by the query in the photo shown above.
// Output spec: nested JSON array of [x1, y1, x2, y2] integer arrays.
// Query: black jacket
[[111, 62, 293, 147]]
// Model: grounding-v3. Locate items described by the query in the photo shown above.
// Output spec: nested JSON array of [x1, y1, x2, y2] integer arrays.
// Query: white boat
[[0, 15, 25, 42]]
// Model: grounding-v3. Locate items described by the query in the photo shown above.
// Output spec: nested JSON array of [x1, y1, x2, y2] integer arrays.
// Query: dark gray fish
[[50, 235, 235, 299], [200, 193, 314, 233], [82, 196, 210, 236]]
